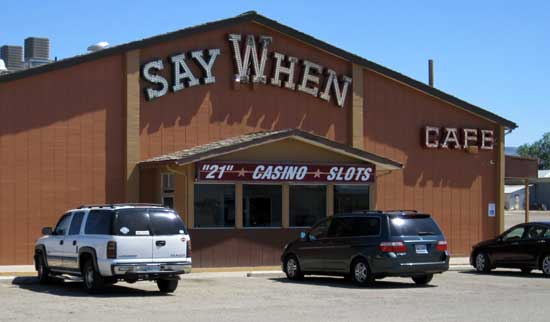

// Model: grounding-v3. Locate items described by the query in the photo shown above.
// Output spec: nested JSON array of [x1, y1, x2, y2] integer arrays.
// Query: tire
[[82, 259, 105, 294], [36, 254, 54, 284], [351, 258, 375, 286], [284, 255, 304, 280], [412, 274, 434, 285], [541, 255, 550, 276], [157, 279, 178, 293], [474, 252, 492, 273], [521, 268, 532, 274]]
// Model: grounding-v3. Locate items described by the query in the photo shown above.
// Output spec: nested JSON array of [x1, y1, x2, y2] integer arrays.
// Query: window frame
[[68, 211, 86, 236], [193, 182, 237, 229], [160, 172, 175, 209], [307, 217, 332, 241], [242, 183, 283, 229], [328, 216, 382, 238], [333, 184, 371, 214], [501, 225, 527, 242], [53, 213, 73, 236], [288, 184, 327, 228]]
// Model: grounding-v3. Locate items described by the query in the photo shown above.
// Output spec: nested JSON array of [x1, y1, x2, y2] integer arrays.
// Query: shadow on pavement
[[11, 276, 171, 298], [269, 276, 437, 289], [460, 269, 547, 279]]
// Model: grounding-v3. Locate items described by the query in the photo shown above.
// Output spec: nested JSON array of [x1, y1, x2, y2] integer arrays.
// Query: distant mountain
[[505, 147, 519, 156]]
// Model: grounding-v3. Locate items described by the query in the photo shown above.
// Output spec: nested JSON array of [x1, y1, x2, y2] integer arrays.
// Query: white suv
[[34, 204, 192, 293]]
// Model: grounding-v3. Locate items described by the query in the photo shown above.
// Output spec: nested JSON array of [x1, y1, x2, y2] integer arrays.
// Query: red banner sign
[[196, 162, 375, 183]]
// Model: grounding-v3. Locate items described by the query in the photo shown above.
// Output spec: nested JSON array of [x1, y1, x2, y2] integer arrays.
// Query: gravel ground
[[0, 269, 549, 322]]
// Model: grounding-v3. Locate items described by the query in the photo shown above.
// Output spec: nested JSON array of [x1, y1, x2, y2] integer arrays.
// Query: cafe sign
[[141, 34, 352, 107], [197, 162, 375, 183], [422, 126, 495, 150]]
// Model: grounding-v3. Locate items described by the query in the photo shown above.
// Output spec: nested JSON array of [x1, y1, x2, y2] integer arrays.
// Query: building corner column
[[497, 125, 506, 234], [282, 184, 289, 228], [326, 184, 334, 217], [125, 49, 141, 202], [351, 64, 364, 149], [236, 183, 244, 228]]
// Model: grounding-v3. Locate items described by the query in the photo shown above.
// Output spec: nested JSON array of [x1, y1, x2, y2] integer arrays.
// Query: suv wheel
[[157, 279, 178, 293], [36, 254, 53, 284], [351, 259, 374, 286], [82, 260, 105, 294], [284, 255, 304, 280], [412, 274, 433, 285], [541, 255, 550, 276], [474, 252, 492, 273]]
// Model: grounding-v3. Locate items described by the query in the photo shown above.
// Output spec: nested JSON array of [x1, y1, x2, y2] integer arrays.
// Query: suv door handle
[[156, 240, 166, 247], [72, 240, 77, 246], [59, 240, 64, 245]]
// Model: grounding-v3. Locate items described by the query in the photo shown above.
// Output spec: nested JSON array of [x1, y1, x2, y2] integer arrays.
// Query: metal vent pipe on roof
[[428, 59, 434, 87]]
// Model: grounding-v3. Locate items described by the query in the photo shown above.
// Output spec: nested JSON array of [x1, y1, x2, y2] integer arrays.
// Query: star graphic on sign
[[237, 168, 246, 177], [313, 169, 322, 178]]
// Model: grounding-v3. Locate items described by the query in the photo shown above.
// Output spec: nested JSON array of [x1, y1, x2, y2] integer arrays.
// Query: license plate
[[415, 244, 428, 254], [139, 265, 160, 272]]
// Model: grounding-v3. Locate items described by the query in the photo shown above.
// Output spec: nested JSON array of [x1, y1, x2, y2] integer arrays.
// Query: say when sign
[[141, 33, 352, 108], [196, 162, 375, 183]]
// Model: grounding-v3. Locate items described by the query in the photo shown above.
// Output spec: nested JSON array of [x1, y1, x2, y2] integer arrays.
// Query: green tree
[[517, 132, 550, 170]]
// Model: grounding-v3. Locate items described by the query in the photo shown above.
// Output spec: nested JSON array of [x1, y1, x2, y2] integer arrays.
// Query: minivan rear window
[[389, 215, 442, 237], [329, 217, 380, 237], [113, 208, 187, 236]]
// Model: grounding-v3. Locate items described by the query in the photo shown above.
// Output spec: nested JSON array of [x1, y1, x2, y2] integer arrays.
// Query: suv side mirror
[[42, 227, 53, 235], [299, 231, 308, 241]]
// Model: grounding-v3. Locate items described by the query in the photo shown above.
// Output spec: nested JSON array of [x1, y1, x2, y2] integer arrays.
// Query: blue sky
[[1, 1, 548, 146]]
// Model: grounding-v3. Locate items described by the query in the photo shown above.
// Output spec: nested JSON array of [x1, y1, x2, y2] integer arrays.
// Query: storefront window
[[194, 184, 235, 228], [334, 185, 370, 214], [243, 184, 282, 227], [289, 185, 326, 227]]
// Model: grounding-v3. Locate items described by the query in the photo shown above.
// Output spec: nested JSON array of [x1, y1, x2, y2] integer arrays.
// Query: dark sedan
[[471, 222, 550, 275]]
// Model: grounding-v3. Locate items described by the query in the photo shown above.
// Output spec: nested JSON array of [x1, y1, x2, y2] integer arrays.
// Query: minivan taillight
[[379, 241, 407, 253], [436, 241, 448, 252], [107, 241, 117, 259], [186, 239, 192, 258]]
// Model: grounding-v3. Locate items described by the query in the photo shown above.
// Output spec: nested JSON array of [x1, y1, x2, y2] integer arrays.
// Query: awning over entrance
[[139, 128, 403, 170]]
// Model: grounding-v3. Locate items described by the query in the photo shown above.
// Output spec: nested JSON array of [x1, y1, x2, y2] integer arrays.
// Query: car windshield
[[113, 208, 187, 236], [389, 215, 442, 237]]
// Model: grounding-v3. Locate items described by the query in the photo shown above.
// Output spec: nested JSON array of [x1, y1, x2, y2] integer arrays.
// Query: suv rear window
[[150, 210, 188, 235], [389, 215, 442, 237], [115, 209, 151, 236], [113, 208, 187, 236], [85, 210, 114, 235]]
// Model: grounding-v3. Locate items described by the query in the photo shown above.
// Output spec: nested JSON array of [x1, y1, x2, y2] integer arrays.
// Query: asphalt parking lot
[[0, 269, 549, 322]]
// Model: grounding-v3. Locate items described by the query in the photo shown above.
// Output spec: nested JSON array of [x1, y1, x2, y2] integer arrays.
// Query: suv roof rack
[[384, 210, 419, 213], [78, 203, 164, 209], [334, 210, 384, 216]]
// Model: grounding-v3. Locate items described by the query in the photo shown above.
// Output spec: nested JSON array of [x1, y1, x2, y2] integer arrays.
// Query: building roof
[[139, 128, 403, 170], [0, 11, 516, 129]]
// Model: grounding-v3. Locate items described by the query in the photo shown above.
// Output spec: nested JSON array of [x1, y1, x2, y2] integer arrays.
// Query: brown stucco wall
[[0, 19, 505, 265], [0, 55, 125, 264], [363, 69, 500, 256], [138, 21, 352, 160]]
